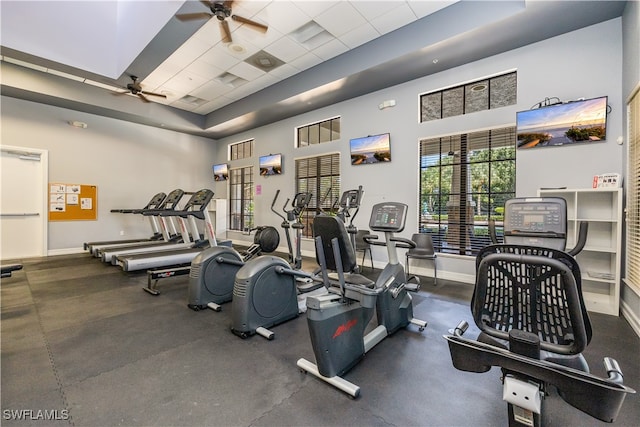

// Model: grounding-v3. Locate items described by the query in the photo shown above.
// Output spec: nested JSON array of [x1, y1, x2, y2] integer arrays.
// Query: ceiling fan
[[176, 0, 268, 43], [114, 76, 167, 103]]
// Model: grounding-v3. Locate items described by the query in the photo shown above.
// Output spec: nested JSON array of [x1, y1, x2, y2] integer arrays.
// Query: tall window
[[419, 127, 516, 255], [295, 153, 340, 237], [297, 117, 340, 147], [420, 72, 517, 122], [627, 88, 640, 291], [229, 166, 254, 231], [229, 139, 253, 160]]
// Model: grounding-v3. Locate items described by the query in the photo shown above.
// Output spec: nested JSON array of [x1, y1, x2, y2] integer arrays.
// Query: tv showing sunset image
[[516, 96, 607, 149], [350, 133, 391, 165]]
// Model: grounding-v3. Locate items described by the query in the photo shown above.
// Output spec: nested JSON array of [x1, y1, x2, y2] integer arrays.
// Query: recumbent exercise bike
[[444, 197, 635, 426]]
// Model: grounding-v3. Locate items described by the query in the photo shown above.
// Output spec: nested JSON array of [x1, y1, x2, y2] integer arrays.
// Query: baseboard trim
[[621, 299, 640, 338], [48, 247, 85, 256]]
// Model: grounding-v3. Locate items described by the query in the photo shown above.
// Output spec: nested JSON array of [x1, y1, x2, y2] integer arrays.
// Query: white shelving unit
[[208, 198, 227, 239], [538, 188, 622, 316]]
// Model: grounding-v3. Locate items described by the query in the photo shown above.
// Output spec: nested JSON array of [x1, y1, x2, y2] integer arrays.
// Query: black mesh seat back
[[313, 215, 357, 273], [472, 244, 591, 355]]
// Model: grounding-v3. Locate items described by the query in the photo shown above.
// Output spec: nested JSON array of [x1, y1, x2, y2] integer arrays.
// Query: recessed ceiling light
[[228, 43, 246, 54], [471, 83, 488, 92]]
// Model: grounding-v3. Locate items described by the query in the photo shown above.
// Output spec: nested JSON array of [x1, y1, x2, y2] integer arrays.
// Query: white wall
[[0, 18, 625, 285], [621, 1, 640, 334], [0, 97, 218, 252], [212, 18, 624, 284]]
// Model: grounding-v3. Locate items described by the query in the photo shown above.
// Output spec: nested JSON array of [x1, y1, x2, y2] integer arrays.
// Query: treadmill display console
[[369, 202, 407, 232]]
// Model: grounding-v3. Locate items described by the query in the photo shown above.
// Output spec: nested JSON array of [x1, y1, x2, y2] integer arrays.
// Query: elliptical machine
[[185, 192, 285, 311], [228, 190, 313, 339], [444, 197, 635, 425], [296, 201, 427, 398], [228, 188, 364, 340], [273, 190, 312, 270]]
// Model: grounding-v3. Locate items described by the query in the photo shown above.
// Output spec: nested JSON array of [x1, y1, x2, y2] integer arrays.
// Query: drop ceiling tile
[[230, 73, 278, 99], [408, 0, 459, 19], [192, 19, 225, 44], [162, 71, 209, 94], [294, 1, 339, 18], [169, 36, 213, 66], [269, 63, 299, 80], [311, 38, 348, 61], [191, 80, 234, 101], [184, 59, 225, 81], [228, 61, 265, 81], [289, 51, 322, 71], [370, 3, 417, 35], [338, 23, 380, 49], [315, 2, 367, 38], [261, 1, 311, 35], [264, 36, 307, 63], [199, 45, 242, 70], [231, 0, 270, 19], [351, 1, 400, 21]]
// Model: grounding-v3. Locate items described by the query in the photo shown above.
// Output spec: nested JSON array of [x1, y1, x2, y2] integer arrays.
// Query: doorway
[[0, 145, 48, 260]]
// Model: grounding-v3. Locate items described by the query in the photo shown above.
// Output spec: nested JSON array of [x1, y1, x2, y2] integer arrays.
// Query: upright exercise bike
[[297, 201, 427, 398]]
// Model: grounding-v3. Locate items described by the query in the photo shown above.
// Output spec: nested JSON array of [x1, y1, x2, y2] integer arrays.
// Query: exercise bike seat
[[314, 215, 375, 291], [473, 244, 591, 370]]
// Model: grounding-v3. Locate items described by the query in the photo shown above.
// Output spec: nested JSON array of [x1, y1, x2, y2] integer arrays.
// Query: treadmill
[[97, 189, 188, 263], [85, 191, 168, 256], [114, 189, 228, 271]]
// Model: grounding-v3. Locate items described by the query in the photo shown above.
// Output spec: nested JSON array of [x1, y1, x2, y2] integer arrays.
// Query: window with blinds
[[295, 153, 340, 237], [229, 166, 254, 231], [627, 89, 640, 290], [229, 139, 253, 160], [419, 127, 516, 255]]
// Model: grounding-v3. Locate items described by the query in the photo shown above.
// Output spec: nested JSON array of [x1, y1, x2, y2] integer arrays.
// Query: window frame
[[228, 139, 254, 161], [419, 126, 516, 256], [228, 165, 254, 232], [295, 152, 341, 237], [296, 116, 341, 148], [419, 71, 517, 123]]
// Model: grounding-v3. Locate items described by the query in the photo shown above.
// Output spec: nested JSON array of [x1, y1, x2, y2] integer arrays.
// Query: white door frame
[[0, 144, 48, 257]]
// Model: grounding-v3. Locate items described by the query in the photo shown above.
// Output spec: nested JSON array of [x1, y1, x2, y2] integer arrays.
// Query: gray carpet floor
[[1, 253, 638, 426]]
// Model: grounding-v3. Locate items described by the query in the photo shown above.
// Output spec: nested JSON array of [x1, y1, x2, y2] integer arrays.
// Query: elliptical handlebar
[[270, 190, 287, 223]]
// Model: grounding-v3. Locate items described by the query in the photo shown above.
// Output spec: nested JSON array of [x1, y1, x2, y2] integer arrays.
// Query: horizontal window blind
[[419, 127, 515, 255], [296, 154, 340, 237], [628, 90, 640, 289]]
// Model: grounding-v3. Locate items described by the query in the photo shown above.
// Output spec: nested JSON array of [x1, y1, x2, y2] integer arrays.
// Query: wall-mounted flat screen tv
[[259, 153, 282, 176], [349, 133, 391, 165], [213, 163, 228, 181], [516, 96, 607, 149]]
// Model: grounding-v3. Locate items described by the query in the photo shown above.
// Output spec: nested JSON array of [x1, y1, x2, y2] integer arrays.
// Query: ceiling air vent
[[179, 95, 208, 107], [215, 72, 248, 88], [289, 21, 333, 49], [244, 50, 285, 73]]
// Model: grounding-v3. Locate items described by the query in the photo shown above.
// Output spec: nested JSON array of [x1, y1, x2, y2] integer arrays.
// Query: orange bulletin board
[[48, 183, 97, 221]]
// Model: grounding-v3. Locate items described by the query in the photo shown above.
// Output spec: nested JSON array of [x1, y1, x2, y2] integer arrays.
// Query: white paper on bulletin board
[[67, 194, 79, 205], [81, 198, 92, 210]]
